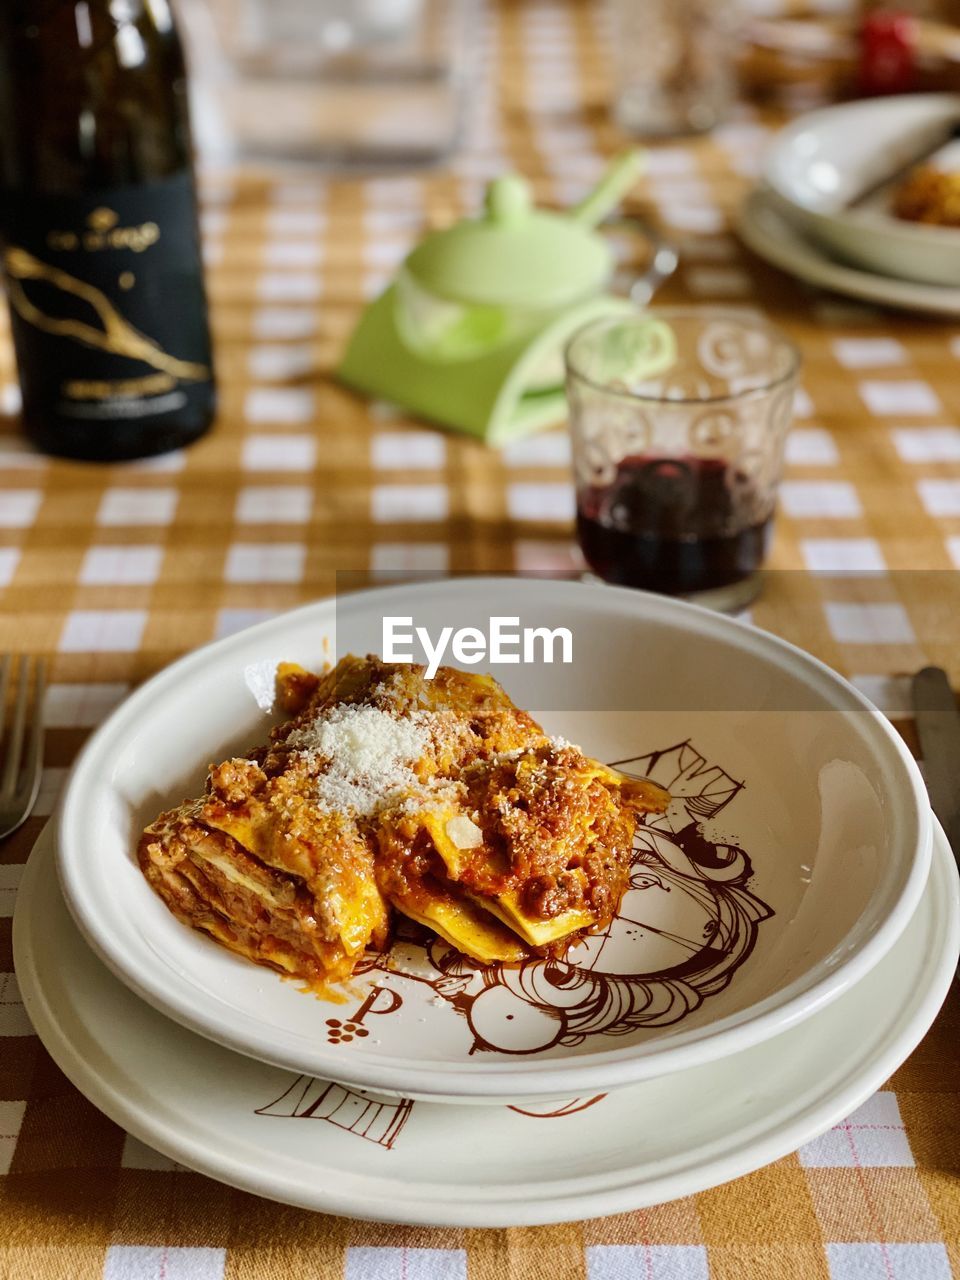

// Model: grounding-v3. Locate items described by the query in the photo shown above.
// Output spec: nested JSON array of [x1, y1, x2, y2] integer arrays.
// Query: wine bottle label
[[1, 172, 213, 425]]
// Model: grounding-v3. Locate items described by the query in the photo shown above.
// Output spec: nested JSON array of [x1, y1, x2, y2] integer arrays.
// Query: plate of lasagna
[[55, 577, 931, 1103]]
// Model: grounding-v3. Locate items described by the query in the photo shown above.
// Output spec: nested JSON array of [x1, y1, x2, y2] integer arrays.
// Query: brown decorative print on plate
[[345, 739, 773, 1056]]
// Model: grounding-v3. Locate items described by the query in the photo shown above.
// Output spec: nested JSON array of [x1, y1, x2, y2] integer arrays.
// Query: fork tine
[[15, 656, 45, 814], [0, 657, 30, 798], [0, 655, 10, 746]]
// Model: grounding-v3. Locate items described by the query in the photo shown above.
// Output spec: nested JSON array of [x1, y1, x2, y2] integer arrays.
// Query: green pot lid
[[403, 174, 616, 311]]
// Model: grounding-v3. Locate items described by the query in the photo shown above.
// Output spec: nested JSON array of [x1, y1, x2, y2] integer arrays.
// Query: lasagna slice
[[138, 655, 669, 989], [376, 742, 666, 955], [139, 763, 390, 988]]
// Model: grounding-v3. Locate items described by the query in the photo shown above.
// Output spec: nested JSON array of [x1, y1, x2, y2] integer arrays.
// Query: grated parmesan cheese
[[286, 703, 436, 817], [396, 778, 462, 814]]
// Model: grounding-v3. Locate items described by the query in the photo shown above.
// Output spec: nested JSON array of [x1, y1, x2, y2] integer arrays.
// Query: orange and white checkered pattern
[[1, 0, 959, 1276]]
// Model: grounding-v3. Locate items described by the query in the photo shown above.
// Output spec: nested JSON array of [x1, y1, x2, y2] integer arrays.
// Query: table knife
[[848, 121, 960, 210], [911, 666, 960, 858]]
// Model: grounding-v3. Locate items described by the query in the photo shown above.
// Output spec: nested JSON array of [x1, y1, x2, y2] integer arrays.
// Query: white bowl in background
[[763, 94, 960, 286], [55, 578, 932, 1103]]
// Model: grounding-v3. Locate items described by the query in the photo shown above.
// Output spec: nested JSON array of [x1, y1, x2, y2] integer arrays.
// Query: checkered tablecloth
[[2, 1, 960, 1276]]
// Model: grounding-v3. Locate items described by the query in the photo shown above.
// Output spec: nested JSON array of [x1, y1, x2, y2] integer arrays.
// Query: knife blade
[[911, 666, 960, 857]]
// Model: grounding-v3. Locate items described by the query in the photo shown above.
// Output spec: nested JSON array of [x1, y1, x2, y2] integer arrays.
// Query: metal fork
[[0, 655, 46, 839]]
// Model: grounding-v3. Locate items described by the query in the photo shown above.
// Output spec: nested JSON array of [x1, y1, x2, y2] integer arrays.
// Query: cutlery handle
[[848, 121, 960, 210], [911, 666, 960, 856]]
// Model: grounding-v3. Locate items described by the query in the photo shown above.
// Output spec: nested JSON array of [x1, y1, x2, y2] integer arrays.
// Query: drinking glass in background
[[565, 310, 800, 611], [179, 0, 473, 164], [609, 0, 740, 136]]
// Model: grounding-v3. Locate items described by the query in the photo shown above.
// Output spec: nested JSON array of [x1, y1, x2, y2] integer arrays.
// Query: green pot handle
[[570, 149, 645, 228]]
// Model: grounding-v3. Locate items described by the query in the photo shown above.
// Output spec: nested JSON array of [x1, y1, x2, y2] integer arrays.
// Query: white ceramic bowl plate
[[56, 579, 931, 1102], [19, 820, 960, 1225], [737, 188, 960, 316], [764, 94, 960, 286]]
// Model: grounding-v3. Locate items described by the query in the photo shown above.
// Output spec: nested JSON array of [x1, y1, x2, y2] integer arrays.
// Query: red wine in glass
[[576, 454, 772, 596]]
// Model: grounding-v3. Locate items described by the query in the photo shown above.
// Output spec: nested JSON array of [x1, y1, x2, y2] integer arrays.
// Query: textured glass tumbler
[[610, 0, 740, 137], [566, 310, 801, 612]]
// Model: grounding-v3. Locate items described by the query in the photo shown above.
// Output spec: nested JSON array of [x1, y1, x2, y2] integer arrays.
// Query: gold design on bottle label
[[47, 207, 161, 254], [64, 372, 176, 400], [4, 246, 210, 383], [88, 208, 118, 231]]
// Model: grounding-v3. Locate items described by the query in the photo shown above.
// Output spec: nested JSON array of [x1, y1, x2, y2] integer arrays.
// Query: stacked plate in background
[[739, 94, 960, 315]]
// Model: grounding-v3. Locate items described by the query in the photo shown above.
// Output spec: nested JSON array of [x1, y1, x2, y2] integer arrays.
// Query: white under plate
[[737, 187, 960, 316], [54, 580, 930, 1102], [15, 820, 959, 1227]]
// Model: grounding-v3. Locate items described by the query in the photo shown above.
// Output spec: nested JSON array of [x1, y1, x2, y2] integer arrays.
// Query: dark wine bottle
[[0, 0, 215, 461]]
